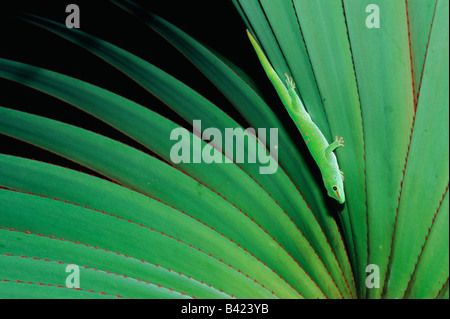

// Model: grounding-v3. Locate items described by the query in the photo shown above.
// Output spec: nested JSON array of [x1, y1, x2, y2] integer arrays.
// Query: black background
[[0, 0, 284, 174]]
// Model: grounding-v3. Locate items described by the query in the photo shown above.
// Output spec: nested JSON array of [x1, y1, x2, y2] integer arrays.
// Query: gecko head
[[324, 173, 345, 204]]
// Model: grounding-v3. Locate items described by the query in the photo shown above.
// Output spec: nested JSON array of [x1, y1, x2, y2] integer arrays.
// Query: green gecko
[[247, 30, 345, 204]]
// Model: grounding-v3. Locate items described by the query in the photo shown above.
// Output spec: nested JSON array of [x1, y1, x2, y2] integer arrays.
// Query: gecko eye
[[332, 186, 337, 191]]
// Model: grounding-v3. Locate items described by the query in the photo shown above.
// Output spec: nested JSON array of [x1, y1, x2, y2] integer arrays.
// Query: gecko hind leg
[[285, 73, 296, 90], [325, 136, 344, 159]]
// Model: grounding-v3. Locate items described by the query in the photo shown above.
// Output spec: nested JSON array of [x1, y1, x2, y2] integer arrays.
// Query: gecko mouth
[[335, 189, 345, 204]]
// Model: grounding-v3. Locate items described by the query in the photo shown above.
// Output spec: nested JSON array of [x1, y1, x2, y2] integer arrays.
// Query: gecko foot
[[335, 136, 344, 148], [285, 73, 296, 90]]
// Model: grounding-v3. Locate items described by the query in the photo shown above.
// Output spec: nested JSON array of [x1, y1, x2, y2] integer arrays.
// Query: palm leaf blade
[[343, 0, 416, 298], [383, 1, 449, 298]]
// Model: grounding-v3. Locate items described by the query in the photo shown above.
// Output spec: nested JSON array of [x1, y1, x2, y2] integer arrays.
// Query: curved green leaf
[[403, 191, 449, 299], [343, 0, 416, 298], [0, 189, 271, 298], [407, 0, 437, 102], [0, 223, 230, 299], [0, 107, 326, 298], [290, 0, 367, 298], [383, 0, 449, 298]]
